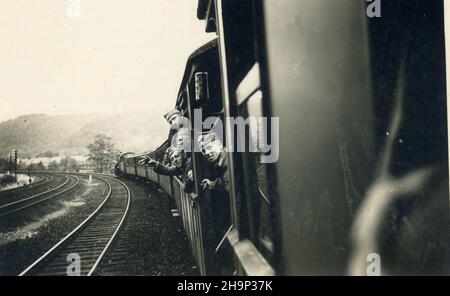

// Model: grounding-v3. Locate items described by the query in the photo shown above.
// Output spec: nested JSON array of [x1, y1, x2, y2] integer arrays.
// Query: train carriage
[[116, 0, 450, 276]]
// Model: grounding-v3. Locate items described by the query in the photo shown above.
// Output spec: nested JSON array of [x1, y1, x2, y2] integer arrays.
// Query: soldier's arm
[[153, 162, 178, 176]]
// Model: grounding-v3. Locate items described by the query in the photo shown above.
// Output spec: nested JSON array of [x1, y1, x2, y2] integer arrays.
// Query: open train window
[[215, 0, 278, 274], [231, 61, 277, 266], [194, 118, 234, 274]]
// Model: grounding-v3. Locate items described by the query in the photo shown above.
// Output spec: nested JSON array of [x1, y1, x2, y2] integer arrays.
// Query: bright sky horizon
[[0, 0, 215, 123]]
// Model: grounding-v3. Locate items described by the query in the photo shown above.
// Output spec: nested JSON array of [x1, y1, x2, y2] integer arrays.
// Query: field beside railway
[[0, 174, 35, 192]]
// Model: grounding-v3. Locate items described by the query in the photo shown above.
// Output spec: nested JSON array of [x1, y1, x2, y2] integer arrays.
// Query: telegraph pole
[[9, 154, 12, 175], [28, 159, 32, 183], [14, 149, 17, 182]]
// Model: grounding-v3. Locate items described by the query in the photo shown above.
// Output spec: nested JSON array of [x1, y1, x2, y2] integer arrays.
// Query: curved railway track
[[0, 173, 57, 204], [19, 176, 131, 276], [0, 174, 80, 218]]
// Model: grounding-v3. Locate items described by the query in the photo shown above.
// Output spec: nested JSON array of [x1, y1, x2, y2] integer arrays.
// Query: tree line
[[0, 157, 79, 172], [0, 134, 119, 174]]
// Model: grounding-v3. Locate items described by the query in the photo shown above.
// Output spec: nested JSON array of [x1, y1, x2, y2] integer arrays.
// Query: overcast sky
[[0, 0, 214, 122]]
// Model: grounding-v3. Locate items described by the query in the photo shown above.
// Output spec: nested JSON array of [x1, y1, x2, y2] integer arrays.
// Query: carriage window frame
[[236, 83, 276, 263]]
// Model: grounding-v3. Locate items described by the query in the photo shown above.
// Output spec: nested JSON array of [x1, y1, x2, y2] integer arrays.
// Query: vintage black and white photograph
[[0, 0, 449, 278]]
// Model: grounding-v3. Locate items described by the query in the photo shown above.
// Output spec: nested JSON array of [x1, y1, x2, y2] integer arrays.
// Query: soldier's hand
[[138, 156, 151, 166], [138, 156, 157, 167], [201, 179, 215, 190]]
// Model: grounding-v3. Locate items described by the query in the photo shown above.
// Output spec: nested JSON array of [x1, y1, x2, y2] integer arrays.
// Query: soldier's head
[[168, 147, 186, 168], [164, 109, 182, 127], [173, 128, 191, 152], [198, 132, 224, 164]]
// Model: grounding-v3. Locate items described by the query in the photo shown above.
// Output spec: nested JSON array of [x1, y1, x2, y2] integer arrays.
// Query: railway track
[[0, 174, 80, 218], [19, 176, 131, 276], [0, 173, 58, 205]]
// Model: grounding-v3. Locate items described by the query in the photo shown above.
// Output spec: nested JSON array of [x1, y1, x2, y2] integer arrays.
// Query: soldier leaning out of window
[[198, 133, 232, 246], [198, 133, 229, 193], [164, 108, 183, 144], [139, 148, 194, 194], [172, 127, 191, 153], [162, 128, 191, 166]]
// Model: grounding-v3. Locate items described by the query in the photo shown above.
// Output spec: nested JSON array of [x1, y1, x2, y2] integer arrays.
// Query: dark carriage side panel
[[159, 175, 173, 197], [367, 1, 449, 275], [172, 177, 182, 214], [261, 0, 449, 275], [262, 0, 376, 275]]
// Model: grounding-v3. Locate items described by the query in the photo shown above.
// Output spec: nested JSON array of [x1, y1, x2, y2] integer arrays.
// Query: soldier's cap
[[164, 109, 181, 121]]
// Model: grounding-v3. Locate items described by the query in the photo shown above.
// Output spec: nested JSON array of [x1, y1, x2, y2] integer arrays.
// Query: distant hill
[[0, 112, 169, 158]]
